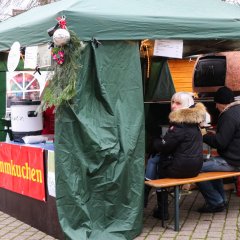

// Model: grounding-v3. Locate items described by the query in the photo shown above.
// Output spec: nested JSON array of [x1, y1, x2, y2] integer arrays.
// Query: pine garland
[[42, 30, 85, 110]]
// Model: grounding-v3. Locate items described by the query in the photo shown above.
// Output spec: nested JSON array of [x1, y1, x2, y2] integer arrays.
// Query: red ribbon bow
[[56, 16, 67, 29]]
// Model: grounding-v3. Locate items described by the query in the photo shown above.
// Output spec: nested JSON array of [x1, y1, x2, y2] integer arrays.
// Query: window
[[6, 71, 53, 111]]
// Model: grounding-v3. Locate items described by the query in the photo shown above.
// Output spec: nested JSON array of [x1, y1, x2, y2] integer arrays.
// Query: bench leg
[[174, 186, 180, 231], [156, 189, 168, 228], [161, 189, 165, 228]]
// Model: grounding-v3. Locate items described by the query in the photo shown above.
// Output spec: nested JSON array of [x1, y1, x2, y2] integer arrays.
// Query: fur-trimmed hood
[[169, 102, 207, 124]]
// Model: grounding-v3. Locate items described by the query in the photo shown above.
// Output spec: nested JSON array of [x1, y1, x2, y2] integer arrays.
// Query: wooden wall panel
[[168, 59, 196, 93]]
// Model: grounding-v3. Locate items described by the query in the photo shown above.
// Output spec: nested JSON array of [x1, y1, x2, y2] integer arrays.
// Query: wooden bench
[[145, 171, 240, 231]]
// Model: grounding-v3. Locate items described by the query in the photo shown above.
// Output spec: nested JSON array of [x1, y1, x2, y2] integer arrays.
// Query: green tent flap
[[144, 59, 176, 101], [55, 41, 145, 240]]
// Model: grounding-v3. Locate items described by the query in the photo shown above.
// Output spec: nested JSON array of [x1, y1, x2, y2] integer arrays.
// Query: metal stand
[[174, 186, 180, 231], [159, 186, 180, 231]]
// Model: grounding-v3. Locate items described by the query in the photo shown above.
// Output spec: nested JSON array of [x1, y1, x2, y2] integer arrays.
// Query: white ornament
[[7, 42, 21, 72], [53, 29, 70, 46]]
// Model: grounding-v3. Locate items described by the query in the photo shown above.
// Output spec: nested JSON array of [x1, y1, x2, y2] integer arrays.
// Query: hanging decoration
[[7, 41, 21, 72], [42, 16, 85, 110], [53, 28, 70, 47], [140, 39, 153, 79], [51, 47, 65, 65]]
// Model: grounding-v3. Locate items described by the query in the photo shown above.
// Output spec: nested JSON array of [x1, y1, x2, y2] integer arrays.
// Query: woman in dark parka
[[145, 92, 207, 219]]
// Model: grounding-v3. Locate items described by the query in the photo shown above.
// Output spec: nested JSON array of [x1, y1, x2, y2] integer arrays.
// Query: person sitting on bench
[[198, 86, 240, 213], [144, 92, 207, 220]]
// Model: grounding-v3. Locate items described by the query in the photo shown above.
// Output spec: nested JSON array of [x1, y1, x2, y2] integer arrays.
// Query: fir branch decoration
[[42, 30, 85, 110]]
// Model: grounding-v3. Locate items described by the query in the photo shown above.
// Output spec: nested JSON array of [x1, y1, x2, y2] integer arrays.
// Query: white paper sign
[[47, 150, 56, 197], [38, 44, 52, 68], [24, 46, 38, 69], [7, 42, 21, 72], [153, 40, 183, 59]]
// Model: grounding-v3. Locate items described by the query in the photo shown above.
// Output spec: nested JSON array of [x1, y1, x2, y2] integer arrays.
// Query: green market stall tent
[[1, 0, 240, 239]]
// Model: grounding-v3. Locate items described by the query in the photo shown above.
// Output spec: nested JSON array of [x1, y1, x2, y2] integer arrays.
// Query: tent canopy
[[0, 0, 240, 55]]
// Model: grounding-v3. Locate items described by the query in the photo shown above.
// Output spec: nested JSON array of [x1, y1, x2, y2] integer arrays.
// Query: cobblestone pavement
[[0, 189, 239, 239], [0, 213, 58, 240], [135, 189, 240, 240]]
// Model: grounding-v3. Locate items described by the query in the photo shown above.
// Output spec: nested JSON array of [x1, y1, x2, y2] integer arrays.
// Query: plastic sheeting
[[54, 41, 145, 240]]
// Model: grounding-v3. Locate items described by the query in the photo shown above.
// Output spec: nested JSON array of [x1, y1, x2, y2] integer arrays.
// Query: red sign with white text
[[0, 142, 45, 201]]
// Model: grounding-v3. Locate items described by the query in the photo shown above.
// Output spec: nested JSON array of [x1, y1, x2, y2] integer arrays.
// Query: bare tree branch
[[0, 0, 59, 21]]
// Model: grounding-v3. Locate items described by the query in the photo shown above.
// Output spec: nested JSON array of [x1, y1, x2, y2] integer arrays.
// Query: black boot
[[144, 185, 151, 208], [153, 190, 169, 220]]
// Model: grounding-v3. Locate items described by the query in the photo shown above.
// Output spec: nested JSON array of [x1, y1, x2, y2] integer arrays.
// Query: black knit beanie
[[214, 86, 235, 104]]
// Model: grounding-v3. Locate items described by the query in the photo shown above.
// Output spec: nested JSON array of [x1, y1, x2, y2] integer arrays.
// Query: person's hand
[[206, 129, 215, 135], [200, 128, 207, 136]]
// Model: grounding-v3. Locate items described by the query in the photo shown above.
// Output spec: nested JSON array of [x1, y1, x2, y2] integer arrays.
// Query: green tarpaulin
[[144, 59, 176, 101], [1, 0, 240, 239], [55, 41, 145, 240]]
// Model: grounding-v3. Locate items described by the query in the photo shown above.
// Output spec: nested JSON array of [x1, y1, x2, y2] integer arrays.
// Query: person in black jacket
[[197, 86, 240, 213], [144, 92, 207, 219]]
